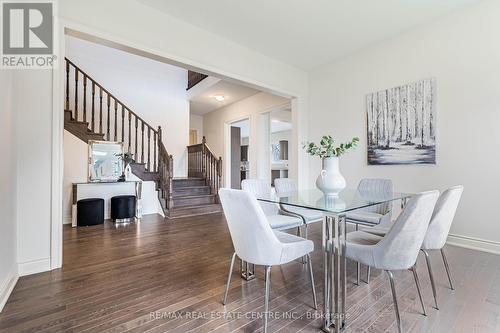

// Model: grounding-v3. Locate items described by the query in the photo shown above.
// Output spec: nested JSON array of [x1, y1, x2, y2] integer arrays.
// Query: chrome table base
[[240, 260, 256, 281], [322, 214, 347, 333]]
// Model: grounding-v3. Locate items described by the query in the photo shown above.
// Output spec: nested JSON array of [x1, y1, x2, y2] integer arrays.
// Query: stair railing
[[65, 57, 173, 214], [187, 137, 222, 200]]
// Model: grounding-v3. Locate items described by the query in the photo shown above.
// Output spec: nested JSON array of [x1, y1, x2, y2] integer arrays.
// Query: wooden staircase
[[64, 57, 222, 218]]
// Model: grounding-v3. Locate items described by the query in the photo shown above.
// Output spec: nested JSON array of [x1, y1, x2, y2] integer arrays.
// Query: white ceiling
[[189, 80, 259, 115], [138, 0, 481, 70]]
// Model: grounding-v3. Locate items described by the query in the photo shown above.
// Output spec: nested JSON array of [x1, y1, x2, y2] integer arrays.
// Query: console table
[[71, 181, 142, 227]]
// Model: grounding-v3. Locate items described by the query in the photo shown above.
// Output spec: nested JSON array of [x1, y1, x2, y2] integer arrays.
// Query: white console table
[[72, 181, 142, 227]]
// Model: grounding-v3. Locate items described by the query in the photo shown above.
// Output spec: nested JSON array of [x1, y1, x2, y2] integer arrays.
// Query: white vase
[[124, 164, 132, 181], [315, 156, 346, 197]]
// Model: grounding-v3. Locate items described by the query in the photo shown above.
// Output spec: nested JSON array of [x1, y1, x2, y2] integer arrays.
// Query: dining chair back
[[373, 190, 439, 271], [422, 185, 464, 250], [357, 178, 394, 215], [241, 179, 278, 216], [219, 188, 283, 266], [274, 178, 297, 195]]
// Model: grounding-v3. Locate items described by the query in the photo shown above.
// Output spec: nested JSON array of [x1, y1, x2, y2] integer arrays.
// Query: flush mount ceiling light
[[214, 95, 225, 102]]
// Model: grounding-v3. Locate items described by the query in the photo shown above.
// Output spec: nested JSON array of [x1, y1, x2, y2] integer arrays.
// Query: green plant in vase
[[303, 135, 359, 196]]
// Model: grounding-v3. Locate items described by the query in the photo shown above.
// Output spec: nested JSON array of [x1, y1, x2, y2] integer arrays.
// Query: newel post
[[168, 154, 174, 209]]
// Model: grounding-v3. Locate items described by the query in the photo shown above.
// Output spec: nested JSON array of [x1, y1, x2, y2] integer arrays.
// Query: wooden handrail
[[65, 58, 157, 135]]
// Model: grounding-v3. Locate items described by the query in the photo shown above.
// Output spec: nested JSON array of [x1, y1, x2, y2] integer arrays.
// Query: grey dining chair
[[219, 188, 317, 333], [336, 190, 439, 333], [241, 179, 303, 231], [365, 185, 463, 309], [274, 178, 323, 240], [346, 178, 394, 284]]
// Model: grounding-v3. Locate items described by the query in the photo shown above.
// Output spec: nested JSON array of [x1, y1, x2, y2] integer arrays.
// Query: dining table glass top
[[256, 188, 413, 214]]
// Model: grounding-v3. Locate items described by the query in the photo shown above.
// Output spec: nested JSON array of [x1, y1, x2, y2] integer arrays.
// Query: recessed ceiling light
[[214, 95, 225, 102]]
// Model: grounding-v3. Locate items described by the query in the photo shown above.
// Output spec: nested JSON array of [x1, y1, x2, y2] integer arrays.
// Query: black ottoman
[[77, 198, 104, 226], [111, 195, 136, 222]]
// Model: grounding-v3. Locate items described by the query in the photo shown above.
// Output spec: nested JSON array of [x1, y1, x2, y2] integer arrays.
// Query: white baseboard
[[447, 233, 500, 255], [0, 268, 18, 312], [18, 258, 51, 277], [63, 216, 72, 225]]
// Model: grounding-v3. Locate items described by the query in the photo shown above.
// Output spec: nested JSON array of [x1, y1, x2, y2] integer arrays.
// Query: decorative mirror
[[88, 141, 124, 182]]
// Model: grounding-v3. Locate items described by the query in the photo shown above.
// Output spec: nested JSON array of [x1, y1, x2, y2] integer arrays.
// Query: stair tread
[[173, 194, 216, 199], [173, 185, 210, 190], [172, 203, 221, 211], [173, 177, 205, 180]]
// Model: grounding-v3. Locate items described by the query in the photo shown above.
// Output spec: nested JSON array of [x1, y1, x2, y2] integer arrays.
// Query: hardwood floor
[[1, 213, 499, 332]]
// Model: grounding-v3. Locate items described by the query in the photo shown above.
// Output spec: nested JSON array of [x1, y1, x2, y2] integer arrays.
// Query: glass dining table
[[255, 188, 413, 333]]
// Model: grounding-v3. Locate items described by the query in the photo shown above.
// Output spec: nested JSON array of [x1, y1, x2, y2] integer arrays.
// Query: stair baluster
[[147, 127, 151, 171], [106, 94, 111, 141], [91, 82, 95, 132], [83, 75, 87, 123], [141, 122, 145, 163], [128, 110, 132, 153], [153, 131, 157, 172], [135, 117, 138, 158], [99, 88, 103, 134], [121, 104, 125, 143], [74, 69, 78, 121], [114, 100, 118, 141], [65, 61, 69, 111]]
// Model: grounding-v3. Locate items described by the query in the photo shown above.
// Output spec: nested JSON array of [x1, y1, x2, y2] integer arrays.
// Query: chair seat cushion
[[274, 231, 314, 264], [284, 206, 323, 223], [332, 231, 383, 268], [346, 211, 384, 225], [362, 225, 391, 236], [267, 214, 303, 231]]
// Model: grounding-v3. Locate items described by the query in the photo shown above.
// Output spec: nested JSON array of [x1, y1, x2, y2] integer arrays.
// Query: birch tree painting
[[366, 78, 436, 165]]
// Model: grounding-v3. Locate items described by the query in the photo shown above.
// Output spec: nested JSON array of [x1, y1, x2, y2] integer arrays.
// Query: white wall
[[0, 71, 18, 311], [309, 0, 500, 251], [63, 131, 88, 223], [66, 35, 189, 177], [203, 92, 290, 186], [14, 70, 53, 276], [189, 114, 204, 143]]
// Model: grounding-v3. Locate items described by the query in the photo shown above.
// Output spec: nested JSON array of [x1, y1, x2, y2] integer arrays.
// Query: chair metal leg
[[264, 266, 272, 333], [411, 265, 427, 316], [307, 254, 318, 309], [421, 249, 439, 309], [355, 224, 360, 286], [386, 270, 402, 333], [441, 248, 455, 290], [222, 252, 237, 305], [356, 262, 361, 285], [366, 266, 371, 283]]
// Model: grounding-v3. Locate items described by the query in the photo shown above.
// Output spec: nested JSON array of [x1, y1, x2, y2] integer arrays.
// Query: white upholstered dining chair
[[337, 190, 439, 333], [274, 178, 323, 240], [365, 185, 463, 310], [219, 188, 317, 333], [346, 178, 394, 284], [241, 179, 303, 231]]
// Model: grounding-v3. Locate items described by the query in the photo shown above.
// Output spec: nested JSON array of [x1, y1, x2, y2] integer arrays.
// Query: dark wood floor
[[1, 213, 499, 333]]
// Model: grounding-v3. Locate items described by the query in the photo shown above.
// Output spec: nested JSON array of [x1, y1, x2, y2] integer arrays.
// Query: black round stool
[[77, 198, 104, 226], [111, 195, 136, 222]]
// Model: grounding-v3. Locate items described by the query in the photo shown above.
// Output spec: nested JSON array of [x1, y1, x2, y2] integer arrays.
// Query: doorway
[[228, 118, 250, 189]]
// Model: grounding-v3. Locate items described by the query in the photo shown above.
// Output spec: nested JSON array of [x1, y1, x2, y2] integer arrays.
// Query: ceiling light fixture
[[214, 95, 225, 102]]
